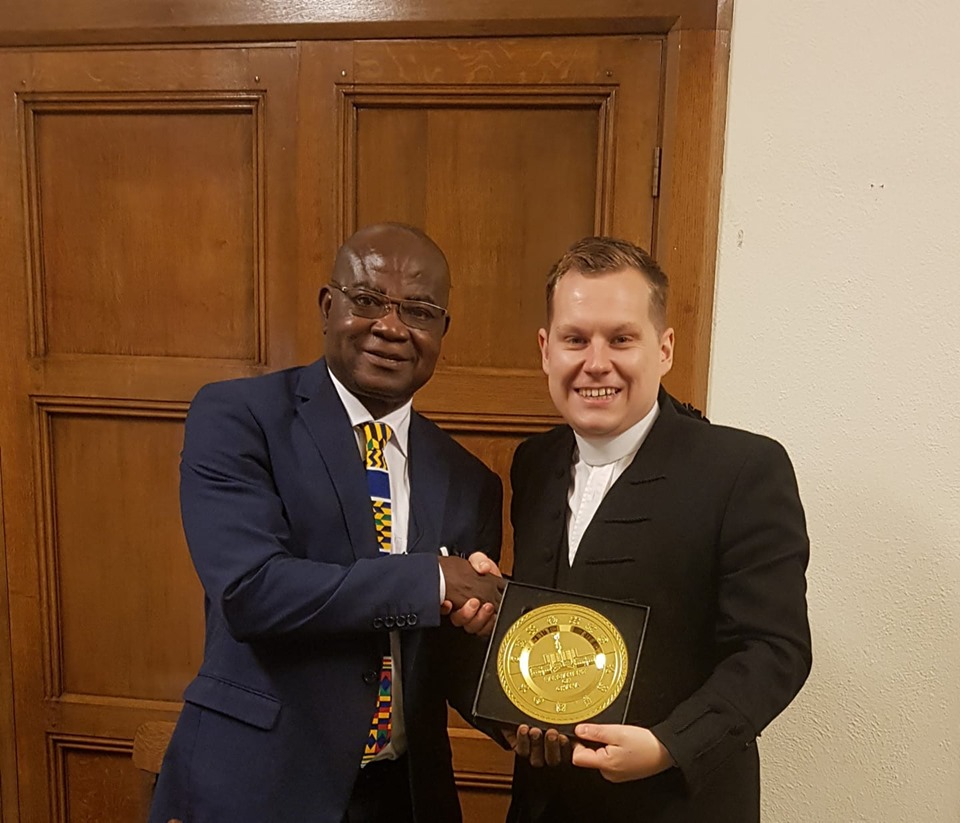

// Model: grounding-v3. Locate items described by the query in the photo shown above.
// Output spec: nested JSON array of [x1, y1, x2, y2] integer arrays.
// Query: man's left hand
[[571, 723, 675, 783]]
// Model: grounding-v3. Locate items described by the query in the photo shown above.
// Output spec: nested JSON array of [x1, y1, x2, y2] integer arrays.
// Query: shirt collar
[[328, 367, 412, 457], [574, 400, 660, 467]]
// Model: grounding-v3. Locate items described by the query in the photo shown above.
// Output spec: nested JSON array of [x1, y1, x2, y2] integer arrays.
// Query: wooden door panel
[[11, 46, 299, 381], [27, 102, 258, 360], [52, 740, 142, 823], [355, 104, 599, 373], [40, 406, 203, 702]]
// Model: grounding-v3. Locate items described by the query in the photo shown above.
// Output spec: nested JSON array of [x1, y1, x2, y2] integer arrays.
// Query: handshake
[[438, 551, 503, 637]]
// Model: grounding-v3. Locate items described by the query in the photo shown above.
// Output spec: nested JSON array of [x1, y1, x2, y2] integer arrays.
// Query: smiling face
[[319, 225, 450, 418], [539, 267, 674, 438]]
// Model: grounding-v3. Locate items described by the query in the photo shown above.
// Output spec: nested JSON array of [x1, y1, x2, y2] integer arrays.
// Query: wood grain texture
[[355, 103, 598, 371], [49, 738, 140, 823], [0, 48, 47, 823], [0, 448, 17, 823], [655, 27, 731, 409], [448, 430, 527, 574], [131, 721, 176, 774], [0, 0, 727, 47], [38, 407, 204, 702], [25, 98, 260, 360], [295, 40, 353, 363]]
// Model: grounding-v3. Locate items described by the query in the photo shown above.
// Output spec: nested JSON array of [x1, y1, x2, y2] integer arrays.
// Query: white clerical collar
[[574, 400, 660, 467], [328, 367, 412, 456]]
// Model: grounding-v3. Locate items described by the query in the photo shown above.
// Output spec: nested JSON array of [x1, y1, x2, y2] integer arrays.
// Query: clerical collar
[[573, 401, 660, 467]]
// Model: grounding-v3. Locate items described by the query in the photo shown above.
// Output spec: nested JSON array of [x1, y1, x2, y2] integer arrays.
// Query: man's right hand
[[439, 555, 505, 611], [444, 552, 503, 635]]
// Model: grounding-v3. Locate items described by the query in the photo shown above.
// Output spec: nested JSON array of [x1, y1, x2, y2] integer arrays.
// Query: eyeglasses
[[329, 281, 448, 331]]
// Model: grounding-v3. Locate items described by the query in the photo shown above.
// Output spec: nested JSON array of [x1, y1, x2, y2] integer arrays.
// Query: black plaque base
[[472, 581, 650, 735]]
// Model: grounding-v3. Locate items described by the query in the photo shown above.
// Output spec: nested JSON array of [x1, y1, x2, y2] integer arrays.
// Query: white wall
[[710, 1, 960, 820]]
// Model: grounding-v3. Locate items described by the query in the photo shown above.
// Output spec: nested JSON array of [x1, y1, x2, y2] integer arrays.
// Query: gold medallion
[[496, 602, 629, 726]]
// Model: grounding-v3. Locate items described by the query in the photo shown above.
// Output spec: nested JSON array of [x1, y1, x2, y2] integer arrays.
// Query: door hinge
[[651, 147, 662, 198]]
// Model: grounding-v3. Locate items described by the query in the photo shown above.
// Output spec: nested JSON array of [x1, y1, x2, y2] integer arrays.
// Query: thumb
[[574, 723, 624, 746], [468, 551, 502, 577]]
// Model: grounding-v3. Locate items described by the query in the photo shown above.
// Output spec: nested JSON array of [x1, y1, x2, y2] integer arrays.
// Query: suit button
[[395, 615, 407, 628], [362, 670, 379, 685], [550, 510, 561, 521], [384, 616, 396, 628], [407, 614, 418, 626], [372, 617, 384, 629]]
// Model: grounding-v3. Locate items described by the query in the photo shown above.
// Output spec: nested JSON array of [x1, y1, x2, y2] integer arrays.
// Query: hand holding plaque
[[473, 582, 650, 736], [505, 724, 572, 767]]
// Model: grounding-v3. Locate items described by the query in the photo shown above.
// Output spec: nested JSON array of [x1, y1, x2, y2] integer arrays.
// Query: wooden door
[[0, 35, 665, 822], [0, 45, 299, 822], [298, 36, 665, 816]]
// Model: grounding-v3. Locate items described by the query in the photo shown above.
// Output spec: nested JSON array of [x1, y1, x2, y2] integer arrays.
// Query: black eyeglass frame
[[328, 280, 449, 331]]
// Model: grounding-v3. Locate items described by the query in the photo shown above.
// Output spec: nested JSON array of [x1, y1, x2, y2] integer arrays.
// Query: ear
[[442, 315, 451, 337], [658, 327, 675, 377], [319, 287, 332, 333], [538, 328, 549, 376]]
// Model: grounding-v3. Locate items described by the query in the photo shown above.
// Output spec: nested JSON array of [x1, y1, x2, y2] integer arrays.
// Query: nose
[[583, 342, 612, 374], [370, 304, 410, 340]]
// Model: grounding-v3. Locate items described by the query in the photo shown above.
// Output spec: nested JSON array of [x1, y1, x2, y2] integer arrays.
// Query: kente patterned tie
[[360, 422, 393, 763]]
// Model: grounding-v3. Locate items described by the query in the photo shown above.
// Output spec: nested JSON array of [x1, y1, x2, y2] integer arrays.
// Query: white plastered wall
[[709, 1, 960, 820]]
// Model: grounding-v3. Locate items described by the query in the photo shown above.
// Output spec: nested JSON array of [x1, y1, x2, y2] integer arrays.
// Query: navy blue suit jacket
[[151, 359, 502, 823]]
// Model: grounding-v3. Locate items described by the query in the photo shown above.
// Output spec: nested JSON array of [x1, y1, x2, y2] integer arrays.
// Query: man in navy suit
[[497, 236, 811, 822], [150, 224, 504, 823]]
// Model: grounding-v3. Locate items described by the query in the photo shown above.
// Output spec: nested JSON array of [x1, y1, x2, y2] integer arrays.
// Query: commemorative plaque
[[473, 582, 650, 735]]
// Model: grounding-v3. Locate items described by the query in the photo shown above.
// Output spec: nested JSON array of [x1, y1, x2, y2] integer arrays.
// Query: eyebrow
[[554, 323, 641, 336]]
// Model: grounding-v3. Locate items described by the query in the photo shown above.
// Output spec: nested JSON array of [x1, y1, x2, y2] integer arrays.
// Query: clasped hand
[[439, 551, 503, 636]]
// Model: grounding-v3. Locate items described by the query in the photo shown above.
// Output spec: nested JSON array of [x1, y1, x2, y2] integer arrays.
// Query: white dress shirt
[[567, 401, 660, 566]]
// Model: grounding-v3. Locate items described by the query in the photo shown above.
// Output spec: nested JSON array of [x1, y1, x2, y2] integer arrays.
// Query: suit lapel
[[294, 360, 379, 561], [406, 412, 449, 555], [612, 387, 681, 487], [572, 389, 681, 566], [523, 428, 576, 587]]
